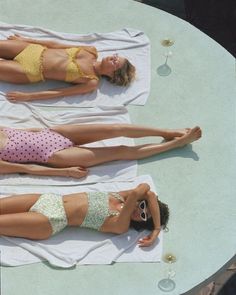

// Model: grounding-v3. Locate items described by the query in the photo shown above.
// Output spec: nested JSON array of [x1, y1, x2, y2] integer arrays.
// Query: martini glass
[[157, 38, 175, 76], [158, 253, 177, 292]]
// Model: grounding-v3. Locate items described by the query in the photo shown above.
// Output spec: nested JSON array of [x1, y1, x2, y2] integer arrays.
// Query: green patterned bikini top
[[80, 192, 124, 231]]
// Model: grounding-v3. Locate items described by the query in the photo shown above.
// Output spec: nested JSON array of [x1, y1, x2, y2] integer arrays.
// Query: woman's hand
[[137, 183, 150, 192], [138, 228, 161, 247], [7, 34, 27, 42], [6, 91, 32, 102], [64, 167, 89, 179], [134, 183, 151, 200]]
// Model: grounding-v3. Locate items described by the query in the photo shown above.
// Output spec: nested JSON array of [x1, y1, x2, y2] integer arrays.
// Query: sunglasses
[[112, 54, 120, 67], [139, 200, 148, 221]]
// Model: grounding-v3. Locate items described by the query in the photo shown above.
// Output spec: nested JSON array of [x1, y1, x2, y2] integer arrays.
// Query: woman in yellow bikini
[[0, 34, 135, 102]]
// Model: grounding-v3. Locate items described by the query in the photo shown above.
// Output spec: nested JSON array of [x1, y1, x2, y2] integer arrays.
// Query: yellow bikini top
[[65, 47, 99, 83]]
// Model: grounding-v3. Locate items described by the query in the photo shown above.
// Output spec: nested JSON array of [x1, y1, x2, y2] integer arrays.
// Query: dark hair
[[106, 59, 136, 86], [130, 199, 169, 231]]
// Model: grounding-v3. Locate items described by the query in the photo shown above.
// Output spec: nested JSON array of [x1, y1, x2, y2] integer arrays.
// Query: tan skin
[[0, 34, 126, 102], [0, 124, 202, 179], [0, 183, 161, 247]]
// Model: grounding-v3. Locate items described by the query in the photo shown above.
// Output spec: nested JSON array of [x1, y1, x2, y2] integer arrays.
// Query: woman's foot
[[162, 128, 190, 140], [174, 126, 202, 147]]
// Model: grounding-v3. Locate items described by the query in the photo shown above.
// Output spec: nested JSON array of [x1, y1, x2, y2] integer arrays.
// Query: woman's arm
[[138, 191, 161, 247], [6, 80, 99, 102], [8, 34, 96, 50], [108, 185, 161, 247], [105, 183, 150, 234], [8, 34, 74, 49], [20, 128, 43, 132], [0, 160, 88, 178]]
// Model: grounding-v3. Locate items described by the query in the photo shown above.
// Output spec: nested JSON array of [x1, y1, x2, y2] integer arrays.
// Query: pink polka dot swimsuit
[[0, 128, 74, 163]]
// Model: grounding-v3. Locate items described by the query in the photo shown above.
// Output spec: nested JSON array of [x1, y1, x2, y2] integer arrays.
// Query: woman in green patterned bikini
[[0, 183, 169, 247]]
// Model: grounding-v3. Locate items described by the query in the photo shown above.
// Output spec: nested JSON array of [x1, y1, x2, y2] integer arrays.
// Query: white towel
[[0, 100, 137, 185], [0, 175, 163, 268], [0, 23, 150, 107]]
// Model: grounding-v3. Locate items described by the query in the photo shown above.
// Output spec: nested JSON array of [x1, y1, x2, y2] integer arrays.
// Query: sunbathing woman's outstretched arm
[[0, 159, 88, 178], [8, 34, 95, 50], [6, 80, 99, 102]]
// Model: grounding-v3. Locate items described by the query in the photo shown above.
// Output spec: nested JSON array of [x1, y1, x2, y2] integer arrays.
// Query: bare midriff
[[42, 48, 97, 83], [62, 193, 122, 227], [42, 49, 69, 81], [62, 193, 88, 226]]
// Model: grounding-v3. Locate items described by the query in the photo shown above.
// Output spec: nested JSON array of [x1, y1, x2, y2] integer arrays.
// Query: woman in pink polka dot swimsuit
[[0, 128, 74, 163], [0, 124, 202, 179]]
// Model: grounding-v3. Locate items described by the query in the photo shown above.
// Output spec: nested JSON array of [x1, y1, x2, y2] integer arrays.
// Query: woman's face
[[101, 54, 126, 75], [130, 202, 151, 222]]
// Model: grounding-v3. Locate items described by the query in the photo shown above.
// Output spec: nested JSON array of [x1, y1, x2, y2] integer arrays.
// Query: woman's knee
[[113, 145, 132, 160], [73, 145, 130, 167]]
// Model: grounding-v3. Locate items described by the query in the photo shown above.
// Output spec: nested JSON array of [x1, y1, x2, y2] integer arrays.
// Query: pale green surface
[[0, 0, 236, 294]]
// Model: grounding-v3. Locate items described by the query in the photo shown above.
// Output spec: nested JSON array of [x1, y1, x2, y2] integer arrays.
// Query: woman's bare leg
[[0, 40, 29, 59], [51, 123, 190, 145], [0, 194, 40, 214], [0, 40, 30, 83], [0, 212, 52, 239], [0, 60, 29, 83], [48, 127, 202, 168]]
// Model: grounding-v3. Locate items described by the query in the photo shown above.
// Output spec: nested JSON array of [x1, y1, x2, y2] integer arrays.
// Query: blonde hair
[[107, 59, 136, 86]]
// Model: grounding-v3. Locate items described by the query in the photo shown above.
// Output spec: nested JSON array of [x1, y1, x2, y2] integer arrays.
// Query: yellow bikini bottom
[[14, 44, 46, 83]]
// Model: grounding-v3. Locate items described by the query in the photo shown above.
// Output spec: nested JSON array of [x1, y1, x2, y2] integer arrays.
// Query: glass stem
[[167, 261, 176, 280], [165, 54, 169, 65]]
